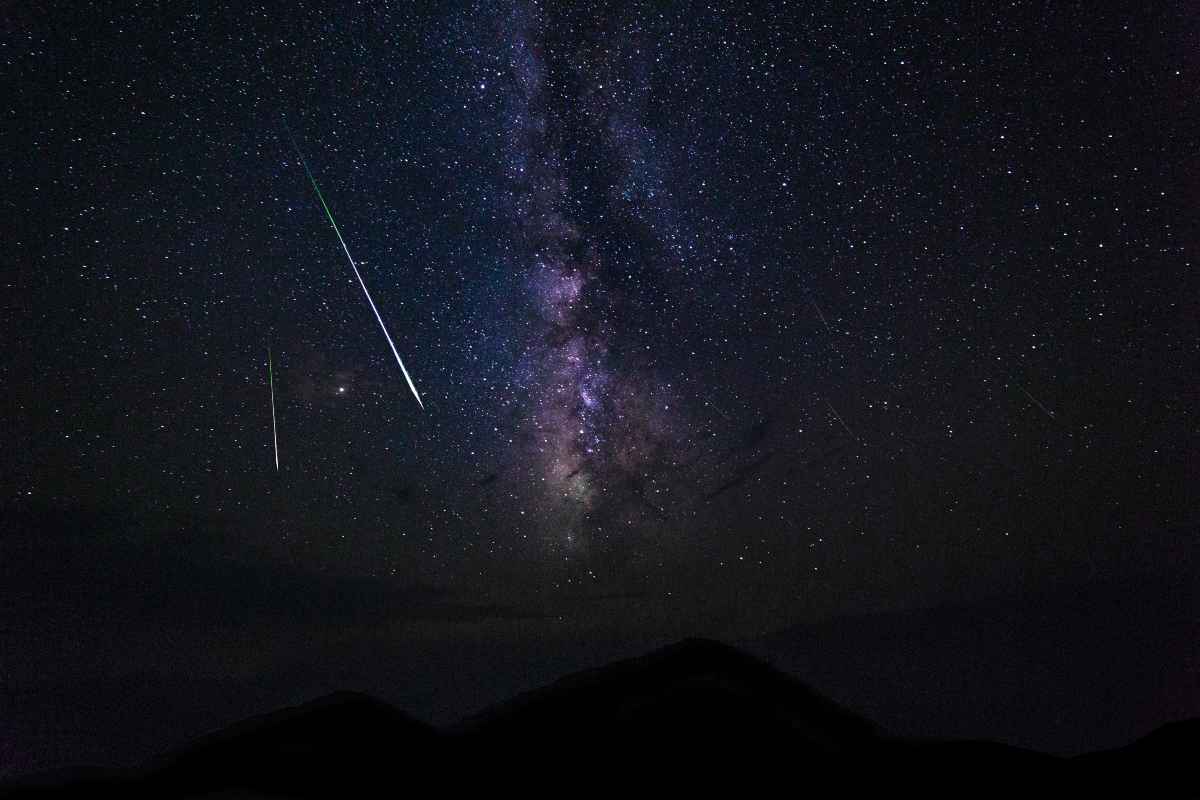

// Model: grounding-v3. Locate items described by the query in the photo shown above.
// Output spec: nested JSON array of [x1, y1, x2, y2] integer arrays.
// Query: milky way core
[[497, 4, 690, 554]]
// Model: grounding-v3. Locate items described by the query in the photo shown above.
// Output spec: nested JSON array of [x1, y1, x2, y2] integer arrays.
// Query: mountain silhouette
[[3, 639, 1196, 796], [453, 637, 879, 757], [141, 691, 436, 797], [749, 575, 1199, 755], [3, 691, 435, 798]]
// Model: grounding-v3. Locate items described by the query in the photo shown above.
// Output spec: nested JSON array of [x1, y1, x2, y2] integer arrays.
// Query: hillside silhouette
[[4, 639, 1195, 796]]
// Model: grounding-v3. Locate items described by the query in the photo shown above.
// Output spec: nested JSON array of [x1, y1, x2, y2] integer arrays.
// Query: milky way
[[496, 3, 689, 554]]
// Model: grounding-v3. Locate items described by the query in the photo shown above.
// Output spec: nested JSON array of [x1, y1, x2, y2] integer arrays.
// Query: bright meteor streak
[[283, 123, 425, 411], [268, 347, 280, 471]]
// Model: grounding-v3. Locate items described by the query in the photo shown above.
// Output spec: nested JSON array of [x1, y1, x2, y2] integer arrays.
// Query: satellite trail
[[283, 122, 425, 411]]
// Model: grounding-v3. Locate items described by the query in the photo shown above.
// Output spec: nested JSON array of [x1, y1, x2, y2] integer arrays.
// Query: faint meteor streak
[[268, 347, 279, 471], [825, 398, 858, 441], [809, 297, 835, 337], [283, 122, 425, 410], [1019, 385, 1056, 420]]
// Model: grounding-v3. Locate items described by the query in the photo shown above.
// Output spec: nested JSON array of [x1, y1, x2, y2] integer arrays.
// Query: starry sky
[[2, 0, 1198, 773]]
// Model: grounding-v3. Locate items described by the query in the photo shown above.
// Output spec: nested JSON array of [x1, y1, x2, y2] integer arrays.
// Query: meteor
[[268, 347, 280, 471], [825, 398, 858, 441], [809, 297, 834, 337], [1019, 385, 1056, 420], [283, 123, 425, 410]]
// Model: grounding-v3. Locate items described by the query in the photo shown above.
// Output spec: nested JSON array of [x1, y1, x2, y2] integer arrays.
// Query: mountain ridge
[[4, 638, 1195, 796]]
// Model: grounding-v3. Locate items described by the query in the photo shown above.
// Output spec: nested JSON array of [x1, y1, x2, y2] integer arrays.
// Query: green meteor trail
[[283, 122, 425, 411]]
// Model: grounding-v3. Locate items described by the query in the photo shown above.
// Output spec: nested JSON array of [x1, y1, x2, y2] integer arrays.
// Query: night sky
[[3, 0, 1198, 775]]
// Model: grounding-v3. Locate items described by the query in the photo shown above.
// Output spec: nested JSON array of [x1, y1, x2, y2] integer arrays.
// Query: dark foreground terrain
[[5, 639, 1196, 796]]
